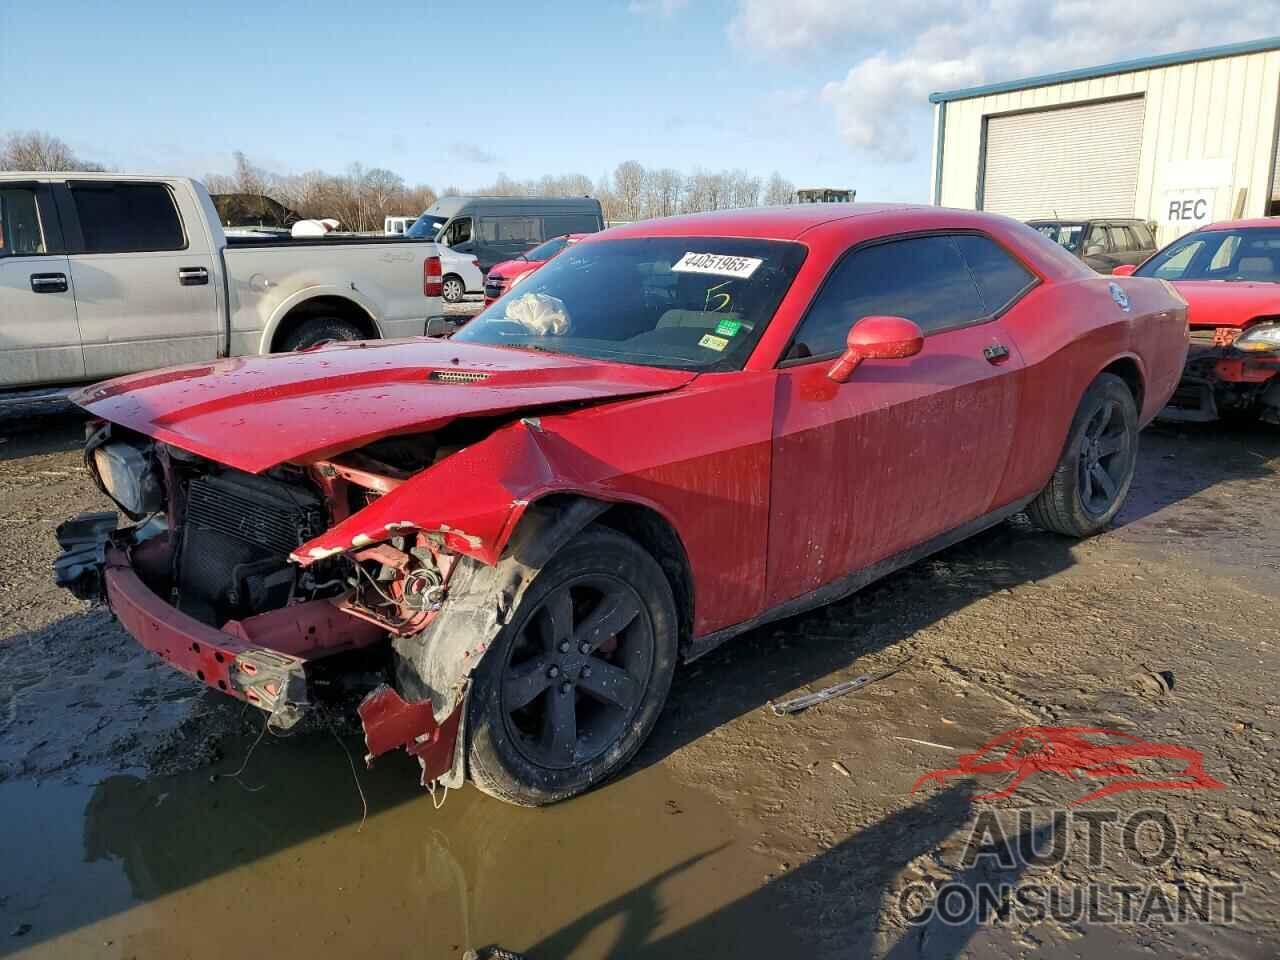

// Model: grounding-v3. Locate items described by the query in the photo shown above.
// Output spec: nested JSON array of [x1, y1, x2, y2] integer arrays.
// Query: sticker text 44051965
[[672, 252, 763, 279]]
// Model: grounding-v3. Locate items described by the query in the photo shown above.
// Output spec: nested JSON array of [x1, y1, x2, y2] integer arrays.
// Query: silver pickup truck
[[0, 173, 447, 406]]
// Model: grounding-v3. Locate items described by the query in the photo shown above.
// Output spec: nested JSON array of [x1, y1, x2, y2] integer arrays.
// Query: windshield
[[1031, 222, 1085, 253], [451, 237, 807, 371], [406, 215, 447, 239], [1136, 227, 1280, 283], [523, 236, 571, 261]]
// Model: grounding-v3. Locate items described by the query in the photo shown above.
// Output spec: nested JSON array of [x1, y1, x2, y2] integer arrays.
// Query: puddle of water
[[1, 732, 786, 959]]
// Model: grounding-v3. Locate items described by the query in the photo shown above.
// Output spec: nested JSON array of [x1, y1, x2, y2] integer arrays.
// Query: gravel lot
[[0, 392, 1277, 958]]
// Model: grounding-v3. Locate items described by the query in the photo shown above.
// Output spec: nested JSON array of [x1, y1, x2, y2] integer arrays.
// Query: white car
[[437, 245, 483, 303], [0, 173, 447, 399]]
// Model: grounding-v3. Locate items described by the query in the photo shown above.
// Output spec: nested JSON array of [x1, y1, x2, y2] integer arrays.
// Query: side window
[[69, 183, 185, 253], [544, 213, 599, 236], [0, 188, 47, 256], [478, 217, 541, 244], [445, 217, 472, 246], [788, 236, 987, 360], [952, 235, 1035, 314], [1208, 235, 1241, 272], [1130, 223, 1154, 249], [1107, 226, 1132, 252], [1085, 225, 1109, 254], [1151, 239, 1204, 279]]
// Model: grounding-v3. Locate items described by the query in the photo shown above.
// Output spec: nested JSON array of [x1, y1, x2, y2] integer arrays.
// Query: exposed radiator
[[185, 473, 322, 556], [178, 471, 324, 623]]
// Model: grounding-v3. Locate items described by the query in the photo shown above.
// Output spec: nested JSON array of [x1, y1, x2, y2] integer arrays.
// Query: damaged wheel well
[[1102, 357, 1144, 412], [508, 494, 695, 657], [595, 502, 694, 656]]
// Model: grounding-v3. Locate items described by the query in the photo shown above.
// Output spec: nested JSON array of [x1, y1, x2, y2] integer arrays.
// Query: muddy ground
[[1, 387, 1278, 958]]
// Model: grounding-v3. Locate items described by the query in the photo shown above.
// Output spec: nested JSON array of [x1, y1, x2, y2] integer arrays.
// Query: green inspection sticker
[[715, 319, 742, 337]]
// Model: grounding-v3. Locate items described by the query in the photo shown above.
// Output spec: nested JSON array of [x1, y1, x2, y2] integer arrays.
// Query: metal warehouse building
[[929, 37, 1280, 243]]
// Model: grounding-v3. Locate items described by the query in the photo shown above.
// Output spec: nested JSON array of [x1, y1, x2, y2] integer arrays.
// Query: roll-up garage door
[[981, 97, 1145, 220]]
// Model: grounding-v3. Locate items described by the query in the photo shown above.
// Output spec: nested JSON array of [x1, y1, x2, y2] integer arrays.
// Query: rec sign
[[1160, 188, 1216, 229]]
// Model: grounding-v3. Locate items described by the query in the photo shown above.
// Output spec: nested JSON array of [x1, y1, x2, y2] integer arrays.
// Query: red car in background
[[55, 206, 1186, 806], [483, 233, 586, 305], [1116, 219, 1280, 423]]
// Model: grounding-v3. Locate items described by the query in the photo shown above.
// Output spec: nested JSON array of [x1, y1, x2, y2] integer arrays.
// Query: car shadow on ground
[[522, 780, 1055, 958]]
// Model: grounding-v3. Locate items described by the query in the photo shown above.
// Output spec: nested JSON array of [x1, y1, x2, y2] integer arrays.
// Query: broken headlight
[[1234, 322, 1280, 352], [92, 442, 163, 518]]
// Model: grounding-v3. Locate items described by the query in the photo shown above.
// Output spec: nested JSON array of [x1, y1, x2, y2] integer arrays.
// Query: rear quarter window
[[952, 234, 1036, 314], [70, 182, 185, 254]]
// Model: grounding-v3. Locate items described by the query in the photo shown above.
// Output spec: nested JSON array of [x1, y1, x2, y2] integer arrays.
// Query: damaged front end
[[1165, 324, 1280, 423], [54, 421, 491, 786]]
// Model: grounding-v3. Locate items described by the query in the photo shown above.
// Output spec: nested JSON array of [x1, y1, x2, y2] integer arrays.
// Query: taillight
[[424, 255, 443, 297]]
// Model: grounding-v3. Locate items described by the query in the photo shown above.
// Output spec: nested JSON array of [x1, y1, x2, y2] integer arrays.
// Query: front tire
[[467, 526, 677, 806], [1027, 373, 1139, 537], [278, 317, 365, 352]]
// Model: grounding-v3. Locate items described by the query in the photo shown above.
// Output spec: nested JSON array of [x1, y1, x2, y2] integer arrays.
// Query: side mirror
[[828, 315, 924, 383], [1111, 264, 1137, 277], [424, 315, 457, 337]]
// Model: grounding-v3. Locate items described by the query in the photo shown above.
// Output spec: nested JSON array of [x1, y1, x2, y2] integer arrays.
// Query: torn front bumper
[[53, 513, 384, 729], [1163, 340, 1280, 423]]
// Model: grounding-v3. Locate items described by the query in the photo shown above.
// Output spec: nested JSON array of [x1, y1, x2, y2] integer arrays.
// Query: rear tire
[[278, 317, 365, 352], [1027, 373, 1139, 537], [467, 526, 677, 806], [442, 275, 466, 303]]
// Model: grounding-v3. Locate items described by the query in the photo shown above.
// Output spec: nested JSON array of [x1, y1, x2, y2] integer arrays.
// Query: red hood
[[1173, 280, 1280, 329], [72, 339, 695, 473], [488, 257, 546, 281]]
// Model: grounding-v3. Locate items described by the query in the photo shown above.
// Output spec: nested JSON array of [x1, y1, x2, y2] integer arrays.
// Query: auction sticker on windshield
[[672, 252, 763, 279]]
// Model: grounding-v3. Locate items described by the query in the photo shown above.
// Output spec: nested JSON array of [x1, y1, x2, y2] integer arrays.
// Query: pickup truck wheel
[[442, 275, 465, 303], [279, 317, 365, 352], [1027, 373, 1138, 537], [467, 526, 677, 806]]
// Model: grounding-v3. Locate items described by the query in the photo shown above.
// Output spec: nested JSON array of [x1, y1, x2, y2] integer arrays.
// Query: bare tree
[[644, 168, 682, 219], [611, 161, 647, 222], [196, 150, 790, 232], [764, 171, 796, 205], [729, 170, 762, 209], [1, 130, 103, 171]]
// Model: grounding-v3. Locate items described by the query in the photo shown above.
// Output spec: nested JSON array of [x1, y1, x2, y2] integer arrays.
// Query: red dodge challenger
[[1115, 218, 1280, 423], [55, 205, 1188, 805]]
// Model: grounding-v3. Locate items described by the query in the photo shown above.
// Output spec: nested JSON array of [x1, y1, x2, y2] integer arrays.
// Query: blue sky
[[1, 1, 1273, 202]]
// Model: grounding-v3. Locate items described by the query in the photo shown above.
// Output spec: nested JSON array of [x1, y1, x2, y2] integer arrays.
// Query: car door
[[0, 182, 85, 387], [766, 233, 1030, 607], [60, 180, 220, 379]]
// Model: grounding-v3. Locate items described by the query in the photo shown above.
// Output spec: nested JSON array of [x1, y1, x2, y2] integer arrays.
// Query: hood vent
[[427, 369, 492, 384]]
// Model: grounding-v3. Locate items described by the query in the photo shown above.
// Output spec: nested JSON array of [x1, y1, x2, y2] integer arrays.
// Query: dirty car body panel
[[55, 204, 1188, 800]]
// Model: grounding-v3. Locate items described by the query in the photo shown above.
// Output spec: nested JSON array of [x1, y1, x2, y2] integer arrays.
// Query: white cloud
[[732, 0, 1276, 161]]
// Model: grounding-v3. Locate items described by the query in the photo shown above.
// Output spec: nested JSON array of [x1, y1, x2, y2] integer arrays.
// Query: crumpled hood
[[72, 338, 696, 473], [1174, 280, 1280, 329]]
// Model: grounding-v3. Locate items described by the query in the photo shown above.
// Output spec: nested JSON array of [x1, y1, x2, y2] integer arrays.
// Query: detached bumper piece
[[357, 685, 463, 786], [54, 513, 384, 729]]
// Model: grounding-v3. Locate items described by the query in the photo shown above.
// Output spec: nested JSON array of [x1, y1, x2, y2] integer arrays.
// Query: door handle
[[983, 343, 1010, 365], [178, 266, 209, 286], [30, 272, 68, 294]]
